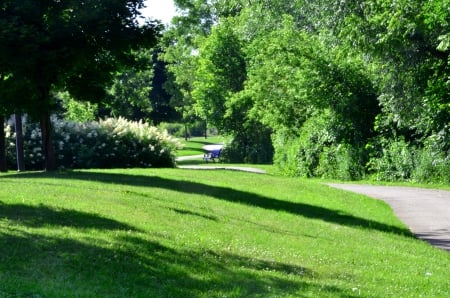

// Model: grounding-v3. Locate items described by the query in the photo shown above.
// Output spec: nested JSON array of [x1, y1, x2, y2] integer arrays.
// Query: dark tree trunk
[[15, 113, 25, 171], [0, 115, 7, 172], [40, 112, 56, 171]]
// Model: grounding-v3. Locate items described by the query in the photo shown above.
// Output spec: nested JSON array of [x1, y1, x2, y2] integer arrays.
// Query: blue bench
[[202, 144, 223, 163], [203, 149, 221, 162]]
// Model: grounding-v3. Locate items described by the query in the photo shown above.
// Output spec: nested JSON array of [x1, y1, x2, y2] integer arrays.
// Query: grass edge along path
[[0, 168, 449, 297]]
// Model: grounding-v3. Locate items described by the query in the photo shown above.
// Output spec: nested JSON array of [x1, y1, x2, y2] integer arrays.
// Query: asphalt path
[[178, 165, 266, 174], [328, 184, 450, 252], [176, 154, 266, 174]]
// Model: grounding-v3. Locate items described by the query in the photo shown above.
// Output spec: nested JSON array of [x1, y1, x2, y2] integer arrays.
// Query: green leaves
[[192, 20, 246, 131], [161, 0, 449, 178]]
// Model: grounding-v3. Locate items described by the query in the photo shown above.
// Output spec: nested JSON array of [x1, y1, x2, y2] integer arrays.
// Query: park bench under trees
[[203, 144, 222, 162]]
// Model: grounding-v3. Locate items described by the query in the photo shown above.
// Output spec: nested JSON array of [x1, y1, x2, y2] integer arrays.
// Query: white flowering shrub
[[4, 117, 182, 170]]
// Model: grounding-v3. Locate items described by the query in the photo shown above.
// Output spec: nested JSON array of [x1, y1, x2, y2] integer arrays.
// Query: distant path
[[178, 165, 266, 174], [176, 154, 266, 174], [176, 155, 204, 161], [328, 184, 450, 252]]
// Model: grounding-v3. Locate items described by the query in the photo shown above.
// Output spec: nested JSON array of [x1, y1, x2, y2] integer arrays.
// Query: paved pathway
[[328, 184, 450, 252], [176, 155, 204, 161], [178, 165, 266, 174], [176, 154, 267, 174]]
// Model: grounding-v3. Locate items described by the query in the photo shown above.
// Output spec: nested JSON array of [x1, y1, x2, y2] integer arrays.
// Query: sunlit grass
[[0, 168, 449, 297]]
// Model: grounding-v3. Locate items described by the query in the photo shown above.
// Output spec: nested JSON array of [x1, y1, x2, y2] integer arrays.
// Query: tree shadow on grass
[[3, 171, 412, 236], [0, 228, 362, 297], [0, 201, 139, 231]]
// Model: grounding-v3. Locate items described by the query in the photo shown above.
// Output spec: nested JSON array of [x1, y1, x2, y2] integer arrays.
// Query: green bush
[[273, 112, 367, 179], [367, 137, 416, 181], [158, 122, 185, 138], [367, 135, 450, 183], [221, 124, 273, 164], [316, 144, 366, 181], [272, 130, 304, 176], [5, 117, 182, 170], [411, 134, 450, 184], [412, 148, 450, 184], [273, 113, 335, 177]]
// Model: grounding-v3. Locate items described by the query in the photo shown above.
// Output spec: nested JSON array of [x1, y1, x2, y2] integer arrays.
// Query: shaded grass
[[0, 169, 449, 297]]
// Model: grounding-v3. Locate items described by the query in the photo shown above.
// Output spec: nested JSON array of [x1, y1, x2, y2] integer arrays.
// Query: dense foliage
[[4, 117, 181, 170], [0, 0, 159, 170], [1, 0, 448, 181], [161, 0, 449, 182]]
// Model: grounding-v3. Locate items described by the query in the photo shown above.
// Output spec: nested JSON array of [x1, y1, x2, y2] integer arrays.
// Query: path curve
[[328, 184, 450, 252], [176, 154, 266, 174]]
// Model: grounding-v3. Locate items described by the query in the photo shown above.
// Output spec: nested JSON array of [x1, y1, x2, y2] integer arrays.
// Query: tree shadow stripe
[[3, 171, 413, 236]]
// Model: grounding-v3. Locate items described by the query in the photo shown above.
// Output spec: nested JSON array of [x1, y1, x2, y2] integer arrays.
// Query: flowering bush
[[4, 117, 182, 170]]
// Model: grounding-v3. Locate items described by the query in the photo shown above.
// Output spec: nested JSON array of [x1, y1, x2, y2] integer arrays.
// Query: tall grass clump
[[5, 117, 182, 170]]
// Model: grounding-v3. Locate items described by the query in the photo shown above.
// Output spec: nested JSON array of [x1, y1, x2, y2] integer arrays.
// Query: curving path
[[328, 184, 450, 252], [178, 165, 266, 174], [176, 154, 267, 174]]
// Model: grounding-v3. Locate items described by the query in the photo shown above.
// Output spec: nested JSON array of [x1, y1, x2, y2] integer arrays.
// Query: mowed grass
[[0, 169, 449, 297]]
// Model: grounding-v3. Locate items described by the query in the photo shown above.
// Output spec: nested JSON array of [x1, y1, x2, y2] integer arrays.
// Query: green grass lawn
[[0, 168, 449, 297]]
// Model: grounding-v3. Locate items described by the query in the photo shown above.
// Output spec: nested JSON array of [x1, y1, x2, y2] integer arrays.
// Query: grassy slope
[[0, 168, 449, 297]]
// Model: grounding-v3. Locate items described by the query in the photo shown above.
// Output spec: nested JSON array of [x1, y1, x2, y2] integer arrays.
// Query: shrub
[[367, 137, 416, 181], [158, 122, 185, 138], [273, 111, 367, 179], [316, 144, 366, 181], [273, 113, 335, 177], [272, 130, 305, 177], [221, 124, 273, 164], [5, 117, 182, 170], [412, 134, 450, 184]]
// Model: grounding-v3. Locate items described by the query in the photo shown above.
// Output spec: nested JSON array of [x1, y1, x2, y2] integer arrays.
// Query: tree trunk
[[0, 115, 7, 172], [15, 113, 25, 171], [40, 112, 56, 171]]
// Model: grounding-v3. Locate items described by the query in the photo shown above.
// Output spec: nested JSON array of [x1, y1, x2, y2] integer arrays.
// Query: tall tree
[[160, 0, 218, 132], [105, 48, 154, 122], [0, 115, 5, 172], [0, 73, 8, 172], [0, 0, 159, 170], [149, 48, 181, 125], [192, 19, 246, 131], [342, 0, 449, 140]]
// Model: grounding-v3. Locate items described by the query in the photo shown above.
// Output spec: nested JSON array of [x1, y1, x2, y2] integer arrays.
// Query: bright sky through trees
[[141, 0, 176, 24]]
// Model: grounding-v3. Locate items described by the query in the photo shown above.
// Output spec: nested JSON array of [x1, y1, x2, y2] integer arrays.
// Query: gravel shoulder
[[328, 184, 450, 252]]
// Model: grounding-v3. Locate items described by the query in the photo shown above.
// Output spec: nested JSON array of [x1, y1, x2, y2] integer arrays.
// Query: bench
[[202, 144, 223, 163], [203, 149, 221, 162]]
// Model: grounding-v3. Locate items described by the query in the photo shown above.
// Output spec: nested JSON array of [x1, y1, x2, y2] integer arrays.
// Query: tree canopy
[[0, 0, 160, 170], [161, 0, 449, 181]]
